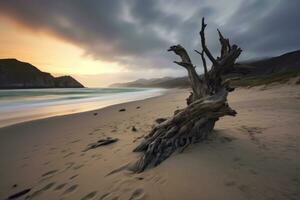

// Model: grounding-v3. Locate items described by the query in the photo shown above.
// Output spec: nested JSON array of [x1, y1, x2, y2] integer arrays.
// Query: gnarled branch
[[168, 45, 207, 100], [200, 18, 217, 66], [195, 49, 208, 79], [217, 29, 231, 58]]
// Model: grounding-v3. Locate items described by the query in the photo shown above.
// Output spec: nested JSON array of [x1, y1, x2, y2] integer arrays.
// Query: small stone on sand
[[132, 126, 137, 132]]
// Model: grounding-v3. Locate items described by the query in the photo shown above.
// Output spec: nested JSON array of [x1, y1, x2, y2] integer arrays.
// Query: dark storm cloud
[[0, 0, 171, 65], [0, 0, 299, 72], [223, 0, 300, 58]]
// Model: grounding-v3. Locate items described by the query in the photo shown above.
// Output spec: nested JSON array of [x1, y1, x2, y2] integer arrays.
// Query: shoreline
[[0, 85, 299, 200], [0, 88, 166, 129]]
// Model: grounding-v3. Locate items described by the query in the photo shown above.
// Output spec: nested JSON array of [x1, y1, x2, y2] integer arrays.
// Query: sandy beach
[[0, 84, 300, 200]]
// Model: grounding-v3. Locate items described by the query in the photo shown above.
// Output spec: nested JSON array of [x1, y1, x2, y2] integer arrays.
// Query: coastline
[[0, 88, 165, 128], [0, 85, 299, 200]]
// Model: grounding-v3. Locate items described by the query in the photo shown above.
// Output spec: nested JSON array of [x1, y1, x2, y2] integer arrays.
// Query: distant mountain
[[110, 76, 190, 88], [54, 76, 84, 88], [236, 49, 300, 75], [110, 49, 300, 88], [0, 59, 84, 89]]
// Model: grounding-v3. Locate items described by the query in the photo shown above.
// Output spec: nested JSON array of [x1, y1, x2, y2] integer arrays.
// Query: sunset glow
[[0, 18, 123, 80]]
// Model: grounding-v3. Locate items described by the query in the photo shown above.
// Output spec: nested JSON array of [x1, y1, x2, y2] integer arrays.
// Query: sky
[[0, 0, 299, 87]]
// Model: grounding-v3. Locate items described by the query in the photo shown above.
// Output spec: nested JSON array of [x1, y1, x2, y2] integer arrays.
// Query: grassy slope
[[231, 71, 300, 87]]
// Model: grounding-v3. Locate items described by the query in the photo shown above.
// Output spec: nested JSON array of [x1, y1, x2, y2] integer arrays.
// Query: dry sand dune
[[0, 84, 300, 200]]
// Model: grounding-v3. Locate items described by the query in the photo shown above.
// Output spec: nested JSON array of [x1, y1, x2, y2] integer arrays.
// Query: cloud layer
[[1, 0, 299, 74]]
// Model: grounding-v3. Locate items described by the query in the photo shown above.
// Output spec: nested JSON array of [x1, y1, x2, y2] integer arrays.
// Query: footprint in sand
[[150, 174, 166, 185], [80, 191, 97, 200], [64, 162, 75, 170], [237, 184, 252, 197], [49, 147, 57, 151], [233, 156, 241, 162], [73, 164, 84, 170], [106, 163, 130, 176], [43, 161, 51, 166], [249, 169, 258, 175], [291, 177, 300, 184], [54, 183, 67, 191], [80, 153, 86, 157], [70, 139, 81, 144], [27, 182, 56, 199], [219, 136, 235, 143], [62, 184, 78, 195], [32, 148, 39, 152], [129, 188, 145, 200], [41, 170, 58, 177], [91, 154, 102, 159], [99, 193, 110, 200], [240, 126, 265, 140], [21, 163, 28, 168], [69, 174, 79, 180], [64, 152, 75, 158], [6, 188, 31, 200], [135, 177, 144, 181], [113, 149, 121, 153], [23, 156, 30, 160], [224, 180, 236, 187], [61, 149, 68, 153]]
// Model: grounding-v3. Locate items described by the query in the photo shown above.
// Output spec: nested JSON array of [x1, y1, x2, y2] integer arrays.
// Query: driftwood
[[132, 18, 242, 172]]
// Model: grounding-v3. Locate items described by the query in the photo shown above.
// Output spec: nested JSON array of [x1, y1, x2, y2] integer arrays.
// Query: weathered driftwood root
[[132, 17, 242, 172], [131, 89, 236, 172]]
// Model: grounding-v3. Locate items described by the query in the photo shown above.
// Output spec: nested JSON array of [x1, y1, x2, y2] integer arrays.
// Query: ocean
[[0, 88, 164, 128]]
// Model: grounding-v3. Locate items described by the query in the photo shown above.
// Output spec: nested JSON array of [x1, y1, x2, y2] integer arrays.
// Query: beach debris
[[119, 108, 126, 112], [131, 126, 137, 132], [155, 118, 167, 124], [136, 106, 141, 109], [132, 17, 240, 172], [12, 184, 17, 188], [83, 137, 118, 152], [6, 188, 31, 200], [93, 112, 98, 116]]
